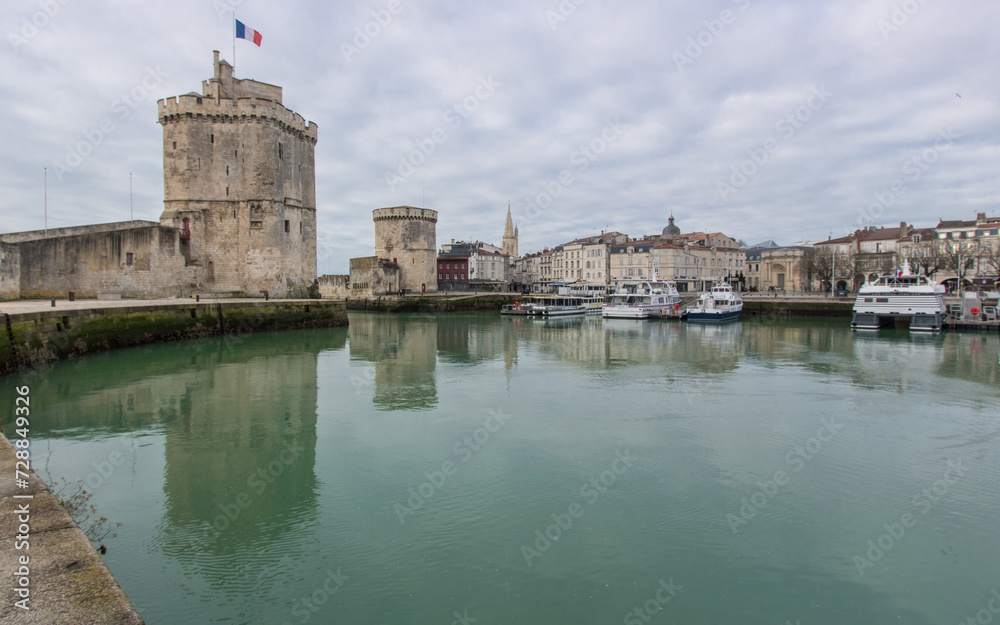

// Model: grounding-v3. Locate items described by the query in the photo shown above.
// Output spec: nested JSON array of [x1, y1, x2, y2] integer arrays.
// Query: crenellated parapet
[[372, 206, 438, 223], [157, 94, 318, 143]]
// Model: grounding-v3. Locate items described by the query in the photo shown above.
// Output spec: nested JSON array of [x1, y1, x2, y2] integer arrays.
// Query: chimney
[[977, 212, 987, 223], [213, 50, 220, 78]]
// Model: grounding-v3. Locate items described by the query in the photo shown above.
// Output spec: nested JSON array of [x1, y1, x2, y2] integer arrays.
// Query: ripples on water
[[2, 314, 998, 625]]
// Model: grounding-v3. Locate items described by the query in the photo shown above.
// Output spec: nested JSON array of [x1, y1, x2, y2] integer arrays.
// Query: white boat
[[502, 295, 601, 317], [685, 282, 742, 322], [602, 280, 681, 319], [851, 261, 946, 332]]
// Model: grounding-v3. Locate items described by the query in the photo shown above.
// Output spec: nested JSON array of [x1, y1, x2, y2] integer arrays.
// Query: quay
[[0, 298, 348, 377], [0, 432, 145, 624]]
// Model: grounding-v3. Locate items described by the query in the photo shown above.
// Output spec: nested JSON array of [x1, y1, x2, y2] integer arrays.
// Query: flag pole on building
[[233, 11, 236, 72], [44, 166, 48, 235], [130, 172, 133, 224]]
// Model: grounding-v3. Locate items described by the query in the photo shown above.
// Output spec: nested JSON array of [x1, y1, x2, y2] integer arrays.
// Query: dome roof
[[662, 215, 680, 237]]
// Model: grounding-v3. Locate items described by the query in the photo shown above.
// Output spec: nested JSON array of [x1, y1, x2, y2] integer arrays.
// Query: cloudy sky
[[2, 0, 998, 271]]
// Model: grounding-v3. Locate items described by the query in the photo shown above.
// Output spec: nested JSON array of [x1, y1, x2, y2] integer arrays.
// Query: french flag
[[236, 19, 262, 46]]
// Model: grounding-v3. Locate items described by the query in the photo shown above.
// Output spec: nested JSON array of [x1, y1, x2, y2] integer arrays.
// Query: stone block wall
[[12, 224, 198, 299], [0, 241, 19, 300], [349, 256, 400, 296], [318, 275, 350, 299]]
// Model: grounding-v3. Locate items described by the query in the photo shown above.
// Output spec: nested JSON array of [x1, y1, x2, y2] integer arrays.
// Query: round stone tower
[[373, 206, 438, 293]]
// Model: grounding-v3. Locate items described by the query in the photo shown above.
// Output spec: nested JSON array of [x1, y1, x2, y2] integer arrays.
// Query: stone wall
[[0, 300, 348, 376], [373, 207, 437, 292], [13, 224, 198, 299], [0, 242, 19, 300], [349, 256, 400, 296], [318, 275, 350, 299]]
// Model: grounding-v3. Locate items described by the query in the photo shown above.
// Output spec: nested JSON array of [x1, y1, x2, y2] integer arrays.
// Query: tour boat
[[502, 295, 602, 317], [851, 262, 946, 332], [684, 282, 743, 322], [602, 280, 682, 319]]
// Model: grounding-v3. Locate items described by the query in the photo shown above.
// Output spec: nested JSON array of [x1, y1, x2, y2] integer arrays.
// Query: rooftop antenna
[[129, 172, 133, 225], [422, 181, 425, 208], [44, 166, 48, 235]]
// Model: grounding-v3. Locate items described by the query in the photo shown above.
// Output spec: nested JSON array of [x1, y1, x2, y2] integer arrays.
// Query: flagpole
[[233, 11, 236, 73], [44, 166, 48, 235]]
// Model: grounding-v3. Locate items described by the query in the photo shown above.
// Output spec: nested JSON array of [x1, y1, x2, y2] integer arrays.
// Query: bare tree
[[940, 240, 982, 290], [981, 240, 1000, 277], [905, 242, 947, 278]]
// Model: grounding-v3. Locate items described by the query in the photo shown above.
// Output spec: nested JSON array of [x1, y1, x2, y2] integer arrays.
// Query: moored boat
[[684, 282, 742, 322], [851, 262, 946, 332], [602, 280, 681, 319]]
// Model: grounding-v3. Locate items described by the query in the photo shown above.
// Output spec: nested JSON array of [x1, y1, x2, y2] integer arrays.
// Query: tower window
[[172, 141, 177, 149], [210, 134, 214, 144], [284, 220, 290, 233], [226, 165, 229, 175], [278, 143, 283, 159], [234, 149, 238, 158], [226, 187, 229, 196], [125, 252, 134, 266]]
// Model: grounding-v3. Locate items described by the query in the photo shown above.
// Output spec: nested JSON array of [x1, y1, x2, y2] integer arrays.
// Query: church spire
[[502, 202, 518, 259]]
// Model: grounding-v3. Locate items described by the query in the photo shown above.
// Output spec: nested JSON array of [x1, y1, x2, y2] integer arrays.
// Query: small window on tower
[[235, 149, 238, 158], [250, 221, 263, 230], [226, 187, 229, 196], [172, 141, 177, 149], [125, 252, 134, 266], [284, 220, 290, 233], [226, 165, 229, 175], [210, 134, 214, 144], [278, 143, 283, 159]]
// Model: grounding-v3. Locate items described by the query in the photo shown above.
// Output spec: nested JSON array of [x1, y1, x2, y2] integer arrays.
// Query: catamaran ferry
[[851, 262, 947, 332]]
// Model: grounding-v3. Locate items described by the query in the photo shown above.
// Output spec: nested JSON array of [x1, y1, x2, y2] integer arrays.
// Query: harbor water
[[4, 312, 1000, 624]]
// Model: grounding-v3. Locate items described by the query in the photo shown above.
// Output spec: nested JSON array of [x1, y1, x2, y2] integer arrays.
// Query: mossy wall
[[1, 301, 347, 376]]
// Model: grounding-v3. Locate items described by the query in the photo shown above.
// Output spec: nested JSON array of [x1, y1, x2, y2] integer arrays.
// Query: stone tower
[[373, 206, 438, 292], [157, 51, 318, 297], [502, 203, 518, 259]]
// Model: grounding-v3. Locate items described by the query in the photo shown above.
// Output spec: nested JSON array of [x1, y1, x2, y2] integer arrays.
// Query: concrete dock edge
[[0, 432, 145, 624]]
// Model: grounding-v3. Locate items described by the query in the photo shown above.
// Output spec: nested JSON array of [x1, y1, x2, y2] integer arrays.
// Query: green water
[[3, 313, 1000, 625]]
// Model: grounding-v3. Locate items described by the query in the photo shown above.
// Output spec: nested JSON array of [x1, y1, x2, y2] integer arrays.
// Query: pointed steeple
[[502, 202, 518, 259]]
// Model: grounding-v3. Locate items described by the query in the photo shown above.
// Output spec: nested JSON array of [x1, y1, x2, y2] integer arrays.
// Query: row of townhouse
[[746, 213, 1000, 294], [513, 216, 746, 294]]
